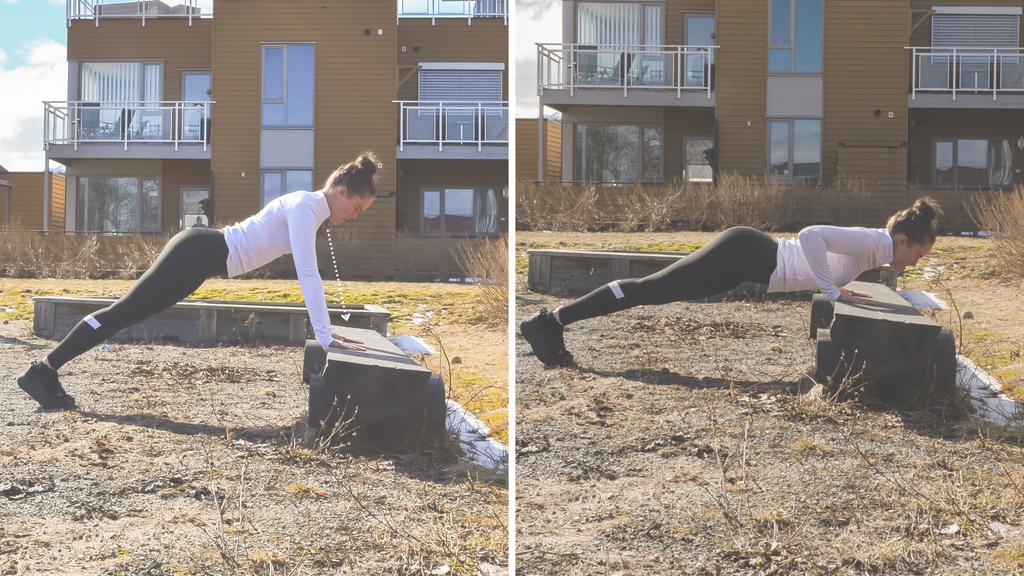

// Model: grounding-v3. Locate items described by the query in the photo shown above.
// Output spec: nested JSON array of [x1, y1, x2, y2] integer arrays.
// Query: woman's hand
[[837, 287, 875, 306], [329, 333, 367, 351]]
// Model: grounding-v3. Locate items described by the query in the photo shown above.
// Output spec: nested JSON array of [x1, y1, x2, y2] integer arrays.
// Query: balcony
[[395, 101, 508, 160], [44, 101, 214, 160], [67, 0, 210, 26], [907, 47, 1024, 109], [397, 0, 508, 25], [537, 43, 717, 109]]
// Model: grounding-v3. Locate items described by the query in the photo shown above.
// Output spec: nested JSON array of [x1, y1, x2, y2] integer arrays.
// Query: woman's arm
[[797, 226, 879, 302], [286, 206, 345, 349]]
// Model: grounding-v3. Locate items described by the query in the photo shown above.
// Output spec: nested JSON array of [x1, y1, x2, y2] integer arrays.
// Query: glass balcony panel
[[445, 108, 476, 142], [998, 55, 1023, 89], [484, 109, 509, 141], [959, 56, 990, 90], [919, 54, 951, 89], [407, 108, 437, 141]]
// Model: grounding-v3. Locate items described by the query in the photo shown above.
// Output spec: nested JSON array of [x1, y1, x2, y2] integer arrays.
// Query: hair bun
[[356, 152, 379, 176], [913, 196, 942, 223]]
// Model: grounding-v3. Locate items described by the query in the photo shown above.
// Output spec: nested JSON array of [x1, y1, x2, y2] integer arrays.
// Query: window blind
[[418, 70, 502, 102], [932, 14, 1020, 48]]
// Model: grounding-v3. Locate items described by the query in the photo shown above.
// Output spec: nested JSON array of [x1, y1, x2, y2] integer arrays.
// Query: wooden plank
[[321, 326, 433, 424], [829, 280, 941, 377]]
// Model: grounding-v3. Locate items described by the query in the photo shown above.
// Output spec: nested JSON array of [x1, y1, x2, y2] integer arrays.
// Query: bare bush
[[711, 172, 796, 230], [824, 176, 871, 226], [516, 183, 603, 232], [969, 184, 1024, 278], [454, 236, 508, 326], [614, 186, 683, 232]]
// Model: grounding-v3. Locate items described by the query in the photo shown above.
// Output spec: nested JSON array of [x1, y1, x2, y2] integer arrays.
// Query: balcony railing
[[44, 101, 214, 152], [67, 0, 210, 27], [395, 101, 508, 152], [907, 47, 1024, 100], [397, 0, 507, 25], [538, 43, 718, 98]]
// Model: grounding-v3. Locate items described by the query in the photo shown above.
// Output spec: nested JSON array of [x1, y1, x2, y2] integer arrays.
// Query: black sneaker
[[17, 362, 76, 410], [520, 308, 573, 366]]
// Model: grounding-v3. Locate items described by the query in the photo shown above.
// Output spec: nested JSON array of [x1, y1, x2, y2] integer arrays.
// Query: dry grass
[[453, 236, 508, 326], [0, 230, 169, 279], [516, 173, 805, 233], [970, 185, 1024, 279]]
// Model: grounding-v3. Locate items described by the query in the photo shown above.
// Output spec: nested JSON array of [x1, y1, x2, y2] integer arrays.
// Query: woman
[[17, 152, 380, 410], [521, 197, 942, 366]]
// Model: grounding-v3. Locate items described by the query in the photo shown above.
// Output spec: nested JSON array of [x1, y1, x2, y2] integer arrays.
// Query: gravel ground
[[515, 290, 1024, 576], [0, 320, 508, 576]]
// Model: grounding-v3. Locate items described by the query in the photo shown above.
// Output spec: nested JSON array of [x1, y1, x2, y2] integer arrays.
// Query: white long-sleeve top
[[221, 190, 335, 348], [767, 226, 893, 301]]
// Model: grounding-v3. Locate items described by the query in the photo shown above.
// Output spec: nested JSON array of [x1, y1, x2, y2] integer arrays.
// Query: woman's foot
[[520, 308, 574, 366], [16, 361, 76, 410]]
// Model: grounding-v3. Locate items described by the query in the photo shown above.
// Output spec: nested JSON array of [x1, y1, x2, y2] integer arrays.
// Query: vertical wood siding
[[516, 119, 540, 181], [68, 19, 213, 105], [823, 0, 910, 222], [212, 0, 398, 277], [715, 0, 767, 176], [396, 19, 509, 102], [545, 119, 563, 181], [2, 173, 64, 231]]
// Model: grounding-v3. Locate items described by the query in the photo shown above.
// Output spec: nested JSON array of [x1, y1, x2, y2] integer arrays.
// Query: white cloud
[[515, 0, 561, 118], [0, 38, 67, 171]]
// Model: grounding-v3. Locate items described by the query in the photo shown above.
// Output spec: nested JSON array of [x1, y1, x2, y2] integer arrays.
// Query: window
[[412, 67, 507, 142], [768, 0, 822, 73], [682, 136, 714, 183], [934, 139, 1013, 188], [261, 170, 314, 207], [576, 2, 665, 86], [78, 177, 161, 233], [180, 188, 210, 229], [768, 119, 821, 185], [683, 13, 716, 87], [80, 62, 162, 140], [182, 71, 211, 142], [262, 45, 314, 126], [421, 188, 499, 237], [575, 124, 662, 184]]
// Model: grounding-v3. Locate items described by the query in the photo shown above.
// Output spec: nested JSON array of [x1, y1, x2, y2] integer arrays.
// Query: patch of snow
[[446, 400, 507, 469], [958, 356, 1023, 427]]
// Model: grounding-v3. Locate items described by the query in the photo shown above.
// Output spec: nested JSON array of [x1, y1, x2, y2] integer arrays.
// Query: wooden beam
[[398, 65, 422, 88], [910, 10, 934, 35]]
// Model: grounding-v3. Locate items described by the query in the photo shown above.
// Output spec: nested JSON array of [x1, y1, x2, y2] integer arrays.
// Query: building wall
[[516, 118, 562, 182], [211, 0, 399, 276], [396, 18, 509, 102], [67, 18, 213, 104], [1, 173, 65, 231], [664, 107, 716, 181], [909, 108, 1024, 187], [396, 158, 508, 232], [908, 0, 1024, 47], [162, 159, 213, 230], [714, 0, 767, 177]]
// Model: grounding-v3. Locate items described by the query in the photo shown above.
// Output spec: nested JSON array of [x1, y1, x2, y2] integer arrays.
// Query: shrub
[[969, 184, 1024, 278]]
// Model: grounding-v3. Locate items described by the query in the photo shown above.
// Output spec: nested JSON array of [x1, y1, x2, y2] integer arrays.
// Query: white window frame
[[260, 169, 314, 208], [260, 43, 316, 128], [767, 0, 822, 74], [420, 187, 501, 238], [574, 123, 663, 185], [77, 176, 162, 234], [932, 137, 1015, 189]]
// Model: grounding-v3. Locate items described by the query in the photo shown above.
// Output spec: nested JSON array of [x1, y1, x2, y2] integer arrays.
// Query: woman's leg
[[556, 226, 778, 325], [45, 227, 229, 370], [520, 227, 778, 366]]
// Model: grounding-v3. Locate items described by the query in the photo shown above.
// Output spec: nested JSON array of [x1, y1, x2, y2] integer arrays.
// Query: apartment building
[[532, 0, 1023, 225], [42, 0, 508, 279], [0, 164, 66, 231]]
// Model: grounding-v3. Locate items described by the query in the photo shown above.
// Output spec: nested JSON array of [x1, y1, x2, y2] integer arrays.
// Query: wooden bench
[[811, 281, 957, 392], [302, 326, 445, 441], [32, 296, 389, 345]]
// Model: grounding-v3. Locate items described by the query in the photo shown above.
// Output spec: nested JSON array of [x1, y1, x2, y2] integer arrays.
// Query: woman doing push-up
[[521, 197, 942, 366]]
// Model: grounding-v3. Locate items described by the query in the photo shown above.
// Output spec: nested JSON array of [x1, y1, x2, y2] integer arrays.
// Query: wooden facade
[[516, 118, 562, 182], [0, 173, 65, 231], [536, 0, 1023, 227], [53, 1, 508, 279]]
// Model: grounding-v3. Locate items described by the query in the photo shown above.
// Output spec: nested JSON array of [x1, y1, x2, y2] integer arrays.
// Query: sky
[[0, 0, 68, 172], [515, 0, 561, 119]]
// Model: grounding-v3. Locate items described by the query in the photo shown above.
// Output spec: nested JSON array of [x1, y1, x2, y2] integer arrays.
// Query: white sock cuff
[[83, 314, 101, 329], [608, 281, 625, 299]]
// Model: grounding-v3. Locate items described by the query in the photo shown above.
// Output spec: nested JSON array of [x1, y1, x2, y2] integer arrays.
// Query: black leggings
[[47, 227, 229, 370], [557, 227, 779, 326]]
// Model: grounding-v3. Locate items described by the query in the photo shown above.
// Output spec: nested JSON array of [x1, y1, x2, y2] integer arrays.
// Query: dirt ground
[[0, 318, 508, 575], [515, 233, 1024, 575]]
